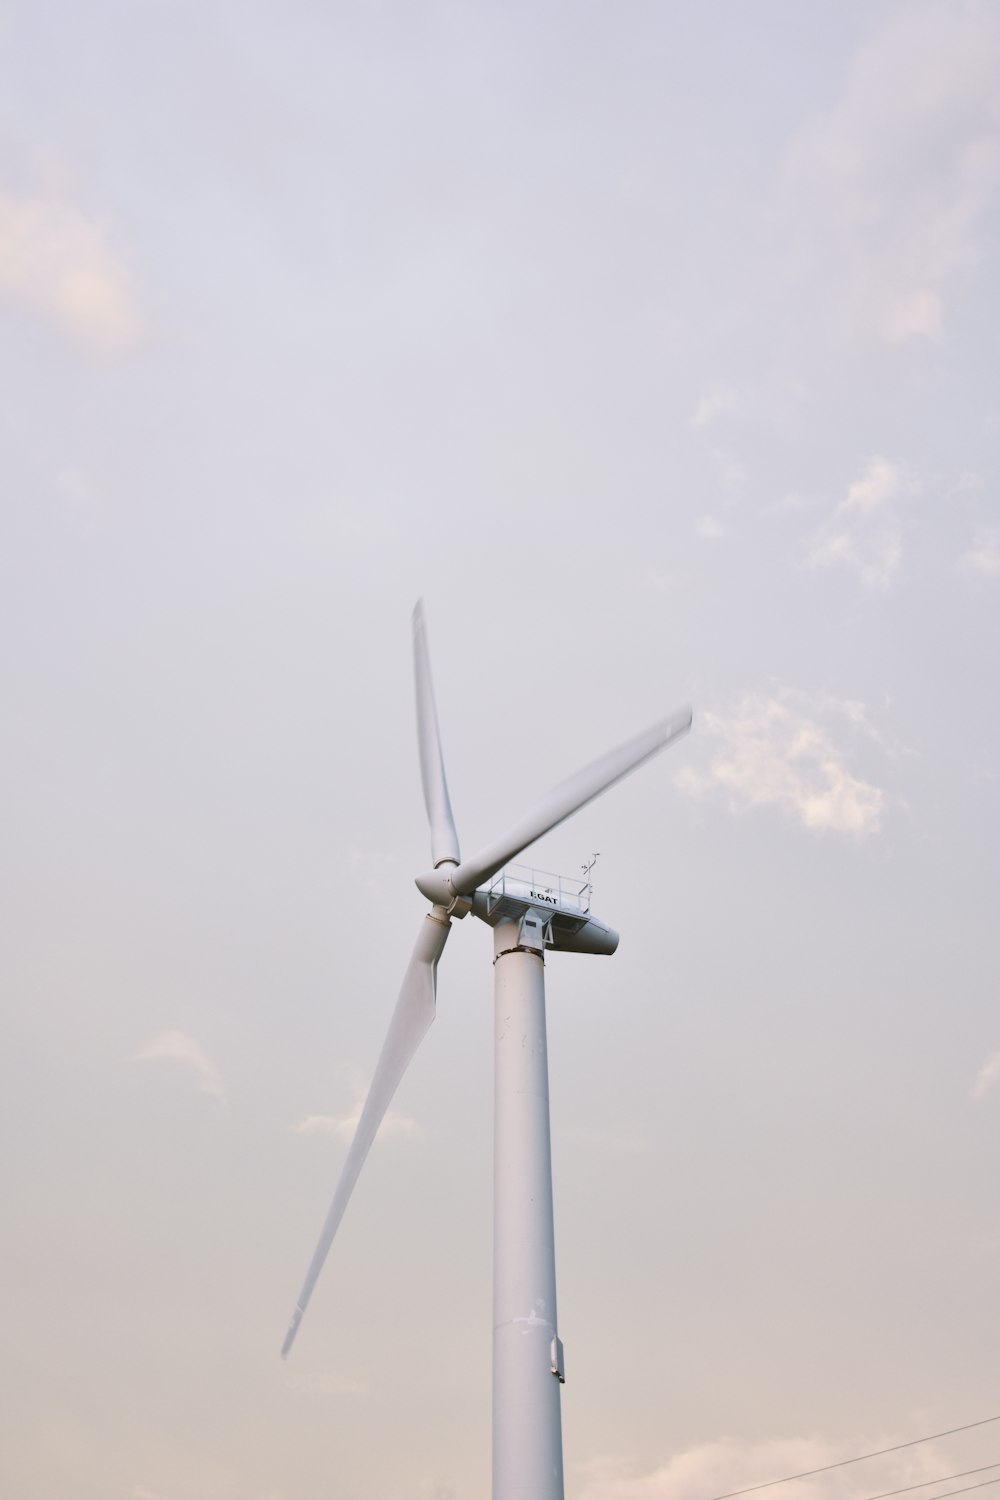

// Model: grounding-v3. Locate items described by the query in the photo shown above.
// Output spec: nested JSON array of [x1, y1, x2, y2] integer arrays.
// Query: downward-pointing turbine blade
[[413, 600, 461, 868], [281, 910, 451, 1358], [449, 706, 693, 896]]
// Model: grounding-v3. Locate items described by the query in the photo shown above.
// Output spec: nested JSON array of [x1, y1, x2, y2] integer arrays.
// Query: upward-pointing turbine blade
[[413, 600, 461, 868], [281, 910, 451, 1358], [448, 706, 692, 896]]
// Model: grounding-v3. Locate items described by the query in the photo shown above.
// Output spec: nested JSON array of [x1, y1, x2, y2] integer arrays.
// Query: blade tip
[[281, 1303, 305, 1359]]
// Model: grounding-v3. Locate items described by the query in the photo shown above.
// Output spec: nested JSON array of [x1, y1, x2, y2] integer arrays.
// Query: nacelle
[[469, 887, 619, 956]]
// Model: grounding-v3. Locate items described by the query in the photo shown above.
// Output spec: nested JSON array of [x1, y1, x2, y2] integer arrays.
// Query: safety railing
[[485, 863, 592, 917]]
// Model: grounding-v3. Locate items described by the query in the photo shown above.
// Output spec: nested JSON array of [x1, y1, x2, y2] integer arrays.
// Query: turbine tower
[[282, 601, 692, 1500]]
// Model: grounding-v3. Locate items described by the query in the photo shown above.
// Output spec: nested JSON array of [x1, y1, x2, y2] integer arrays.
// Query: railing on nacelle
[[485, 862, 592, 918]]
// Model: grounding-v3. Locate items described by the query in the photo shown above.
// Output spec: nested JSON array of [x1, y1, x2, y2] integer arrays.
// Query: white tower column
[[492, 917, 564, 1500]]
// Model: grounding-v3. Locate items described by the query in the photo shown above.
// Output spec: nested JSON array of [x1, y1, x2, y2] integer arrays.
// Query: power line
[[708, 1416, 1000, 1500], [857, 1466, 1000, 1500], [896, 1478, 1000, 1500]]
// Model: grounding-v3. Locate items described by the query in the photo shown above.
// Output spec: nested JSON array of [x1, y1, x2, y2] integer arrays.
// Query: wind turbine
[[282, 601, 692, 1500]]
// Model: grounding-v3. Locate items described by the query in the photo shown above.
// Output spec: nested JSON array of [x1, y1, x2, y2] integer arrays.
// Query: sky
[[1, 2, 999, 1498]]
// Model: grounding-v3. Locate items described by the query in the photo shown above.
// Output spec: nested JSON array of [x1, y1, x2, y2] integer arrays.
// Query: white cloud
[[973, 1050, 1000, 1100], [788, 3, 1000, 343], [676, 690, 884, 837], [295, 1065, 421, 1141], [843, 460, 905, 514], [688, 388, 738, 431], [134, 1031, 225, 1099], [963, 525, 1000, 576], [294, 1108, 421, 1141], [0, 188, 144, 352], [295, 1062, 425, 1140], [575, 1435, 948, 1500], [696, 516, 727, 541], [804, 458, 911, 588]]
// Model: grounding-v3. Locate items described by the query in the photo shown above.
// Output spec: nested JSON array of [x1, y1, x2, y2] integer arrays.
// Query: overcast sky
[[2, 3, 999, 1499]]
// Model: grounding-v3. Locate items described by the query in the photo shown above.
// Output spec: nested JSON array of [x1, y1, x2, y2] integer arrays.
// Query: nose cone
[[414, 867, 452, 905]]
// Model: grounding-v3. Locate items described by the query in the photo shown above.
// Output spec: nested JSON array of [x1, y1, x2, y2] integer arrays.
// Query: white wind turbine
[[282, 601, 692, 1500]]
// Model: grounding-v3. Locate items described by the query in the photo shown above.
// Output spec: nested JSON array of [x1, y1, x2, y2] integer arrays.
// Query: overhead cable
[[899, 1477, 1000, 1500], [708, 1415, 1000, 1500], [855, 1465, 1000, 1500]]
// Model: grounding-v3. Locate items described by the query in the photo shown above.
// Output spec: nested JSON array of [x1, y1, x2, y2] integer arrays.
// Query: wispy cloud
[[973, 1050, 1000, 1101], [294, 1108, 421, 1142], [576, 1435, 948, 1500], [787, 4, 1000, 343], [134, 1031, 225, 1099], [0, 184, 144, 352], [294, 1065, 420, 1141], [695, 516, 728, 542], [688, 387, 738, 432], [676, 689, 884, 837], [803, 457, 911, 588], [962, 525, 1000, 577]]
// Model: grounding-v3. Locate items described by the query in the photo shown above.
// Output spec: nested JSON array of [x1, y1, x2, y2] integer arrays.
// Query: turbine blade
[[449, 706, 692, 896], [281, 910, 451, 1358], [413, 600, 461, 868]]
